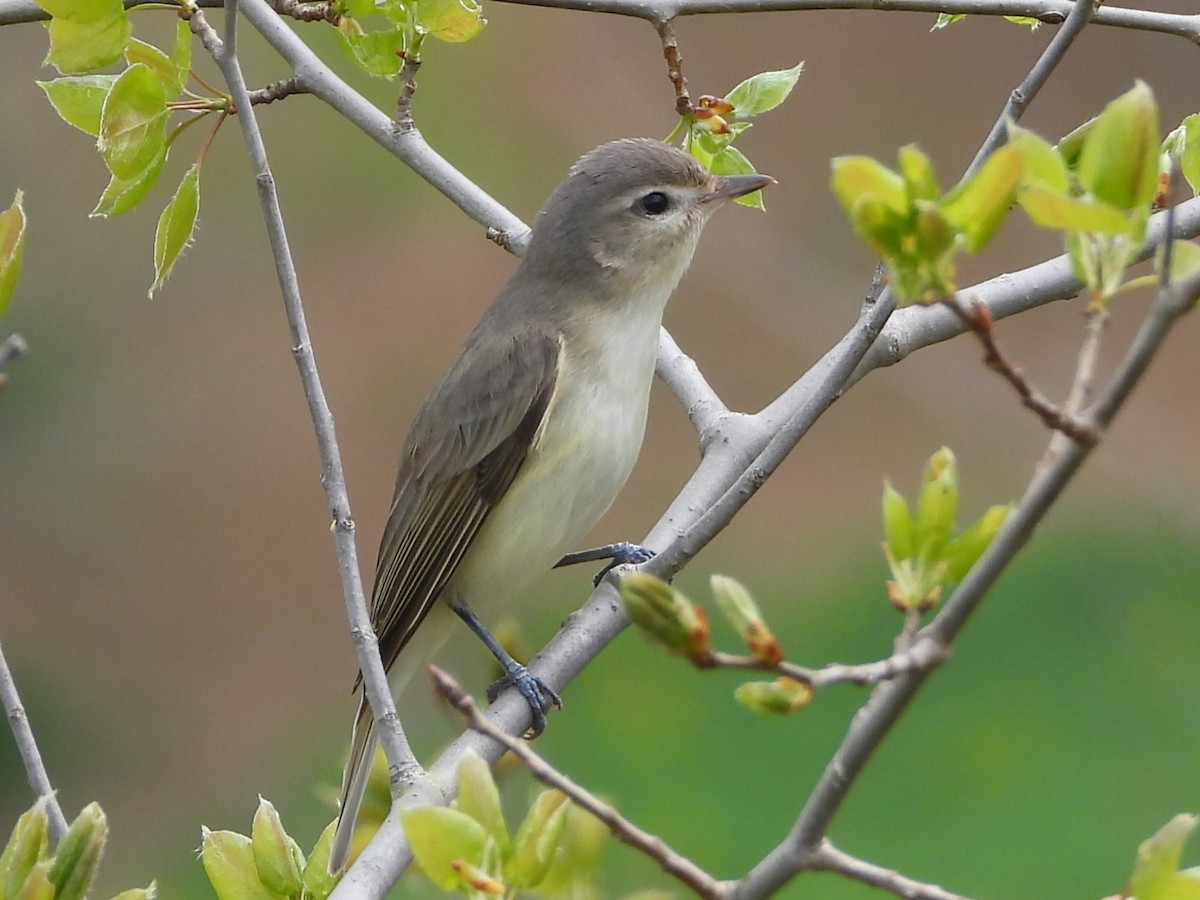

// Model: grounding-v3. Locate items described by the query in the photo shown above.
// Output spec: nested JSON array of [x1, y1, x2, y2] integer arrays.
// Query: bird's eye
[[639, 191, 670, 215]]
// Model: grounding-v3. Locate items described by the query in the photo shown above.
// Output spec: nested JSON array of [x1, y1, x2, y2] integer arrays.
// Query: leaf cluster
[[0, 798, 154, 900]]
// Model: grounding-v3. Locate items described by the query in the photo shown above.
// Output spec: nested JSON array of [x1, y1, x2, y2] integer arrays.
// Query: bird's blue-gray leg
[[451, 601, 562, 737], [555, 541, 656, 586]]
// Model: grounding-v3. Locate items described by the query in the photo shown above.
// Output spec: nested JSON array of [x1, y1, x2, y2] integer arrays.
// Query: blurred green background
[[2, 2, 1200, 896]]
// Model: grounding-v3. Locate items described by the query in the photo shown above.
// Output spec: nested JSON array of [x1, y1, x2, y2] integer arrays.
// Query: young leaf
[[300, 821, 337, 900], [1181, 113, 1200, 196], [1077, 80, 1160, 211], [200, 829, 278, 900], [90, 145, 167, 218], [940, 143, 1022, 252], [250, 798, 303, 897], [150, 163, 200, 296], [724, 62, 803, 118], [125, 39, 183, 99], [456, 750, 509, 851], [1, 796, 49, 899], [1018, 185, 1133, 235], [416, 0, 486, 42], [508, 792, 569, 889], [830, 156, 907, 216], [1008, 122, 1069, 193], [98, 63, 168, 180], [1127, 814, 1200, 900], [46, 802, 107, 900], [335, 22, 405, 78], [710, 145, 765, 209], [169, 18, 192, 95], [0, 191, 27, 321], [402, 807, 488, 891], [37, 0, 130, 74], [931, 12, 965, 29], [37, 73, 117, 135]]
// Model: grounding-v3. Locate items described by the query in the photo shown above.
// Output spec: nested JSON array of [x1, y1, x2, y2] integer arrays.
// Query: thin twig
[[939, 296, 1097, 444], [810, 840, 971, 900], [430, 666, 726, 900], [706, 638, 948, 688], [268, 0, 339, 22], [0, 638, 69, 846], [201, 0, 419, 789], [657, 21, 693, 117], [656, 329, 729, 437], [962, 0, 1097, 180], [395, 51, 421, 133], [247, 75, 309, 105]]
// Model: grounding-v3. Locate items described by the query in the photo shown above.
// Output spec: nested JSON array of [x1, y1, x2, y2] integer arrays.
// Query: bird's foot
[[555, 541, 656, 586], [487, 662, 562, 738]]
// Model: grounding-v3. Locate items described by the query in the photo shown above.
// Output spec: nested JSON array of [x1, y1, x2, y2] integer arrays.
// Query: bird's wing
[[369, 325, 562, 675]]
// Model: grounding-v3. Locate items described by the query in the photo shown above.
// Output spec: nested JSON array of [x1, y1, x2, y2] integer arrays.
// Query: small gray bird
[[330, 138, 769, 870]]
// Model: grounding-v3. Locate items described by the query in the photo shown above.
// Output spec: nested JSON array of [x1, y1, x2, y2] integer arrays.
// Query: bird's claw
[[487, 663, 562, 738], [590, 541, 655, 586]]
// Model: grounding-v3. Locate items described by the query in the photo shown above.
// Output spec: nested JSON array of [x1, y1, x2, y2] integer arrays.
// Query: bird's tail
[[328, 695, 377, 874]]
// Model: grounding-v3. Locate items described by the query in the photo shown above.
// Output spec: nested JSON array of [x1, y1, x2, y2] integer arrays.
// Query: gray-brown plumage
[[330, 139, 769, 871]]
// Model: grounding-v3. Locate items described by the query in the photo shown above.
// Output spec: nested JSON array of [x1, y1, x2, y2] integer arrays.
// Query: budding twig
[[429, 666, 726, 900], [656, 21, 693, 117]]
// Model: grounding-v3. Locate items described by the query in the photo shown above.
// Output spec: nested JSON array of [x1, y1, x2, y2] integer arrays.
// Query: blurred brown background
[[2, 2, 1200, 896]]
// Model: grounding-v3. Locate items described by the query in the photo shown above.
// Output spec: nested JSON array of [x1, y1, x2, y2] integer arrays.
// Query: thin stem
[[810, 840, 971, 900], [0, 639, 69, 846], [962, 0, 1097, 180], [657, 21, 693, 116], [201, 0, 418, 790]]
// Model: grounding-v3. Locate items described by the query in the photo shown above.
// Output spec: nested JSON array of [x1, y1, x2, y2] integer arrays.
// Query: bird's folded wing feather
[[367, 326, 562, 677]]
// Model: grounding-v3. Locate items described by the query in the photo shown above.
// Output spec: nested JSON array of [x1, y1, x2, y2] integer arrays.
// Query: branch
[[0, 638, 69, 846], [733, 255, 1200, 900], [486, 0, 1199, 42], [962, 0, 1096, 179], [195, 0, 419, 790], [431, 666, 726, 899], [809, 840, 971, 900]]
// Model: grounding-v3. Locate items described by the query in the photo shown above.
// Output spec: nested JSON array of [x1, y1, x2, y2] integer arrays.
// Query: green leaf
[[300, 821, 338, 900], [882, 481, 915, 561], [1077, 80, 1160, 211], [848, 196, 908, 259], [508, 792, 569, 889], [915, 447, 957, 563], [90, 144, 167, 218], [13, 860, 55, 900], [1008, 122, 1069, 194], [150, 163, 200, 296], [1180, 113, 1200, 196], [724, 62, 803, 119], [710, 145, 764, 210], [1019, 185, 1134, 235], [899, 144, 939, 203], [941, 143, 1022, 252], [199, 829, 279, 900], [456, 750, 509, 851], [536, 805, 607, 896], [931, 12, 964, 29], [416, 0, 485, 42], [402, 807, 488, 891], [107, 886, 157, 900], [98, 63, 168, 180], [343, 0, 376, 16], [943, 503, 1011, 581], [47, 802, 107, 900], [37, 0, 130, 74], [334, 21, 405, 78], [734, 677, 813, 715], [0, 190, 28, 322], [1, 797, 50, 899], [1129, 814, 1200, 900], [169, 18, 192, 95], [831, 155, 907, 216], [37, 73, 117, 135], [250, 798, 303, 897], [125, 36, 186, 99]]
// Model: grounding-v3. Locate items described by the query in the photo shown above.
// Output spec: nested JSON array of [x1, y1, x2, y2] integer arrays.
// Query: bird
[[329, 138, 770, 871]]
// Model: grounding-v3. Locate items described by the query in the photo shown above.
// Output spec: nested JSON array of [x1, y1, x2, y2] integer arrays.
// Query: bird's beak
[[704, 172, 775, 204]]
